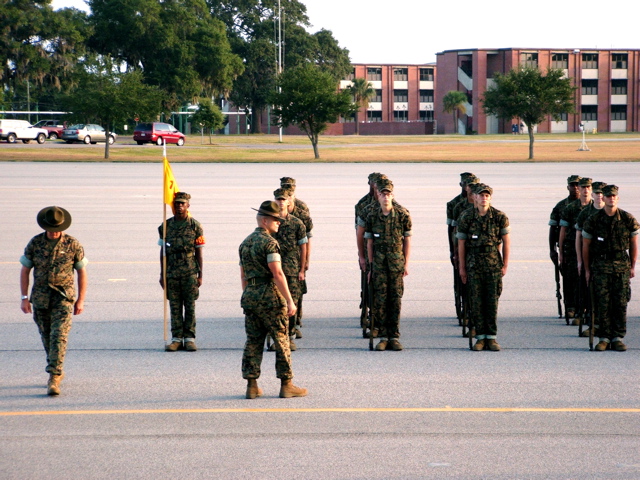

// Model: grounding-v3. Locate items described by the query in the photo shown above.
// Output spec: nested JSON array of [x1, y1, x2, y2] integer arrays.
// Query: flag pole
[[162, 141, 169, 346]]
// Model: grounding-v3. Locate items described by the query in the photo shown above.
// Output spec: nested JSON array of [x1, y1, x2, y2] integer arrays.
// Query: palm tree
[[348, 78, 375, 135], [442, 90, 468, 134]]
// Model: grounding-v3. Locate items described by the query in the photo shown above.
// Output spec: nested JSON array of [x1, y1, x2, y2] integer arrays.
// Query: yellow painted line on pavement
[[2, 407, 640, 417]]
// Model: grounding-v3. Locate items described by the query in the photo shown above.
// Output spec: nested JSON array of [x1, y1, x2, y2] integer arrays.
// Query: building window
[[371, 89, 382, 103], [581, 79, 598, 95], [419, 68, 434, 81], [367, 111, 382, 122], [556, 112, 568, 121], [582, 53, 598, 69], [344, 68, 355, 81], [612, 79, 627, 95], [367, 68, 382, 81], [581, 105, 598, 121], [393, 68, 408, 81], [611, 105, 627, 120], [551, 53, 568, 69], [419, 90, 434, 102], [520, 53, 538, 68], [394, 90, 408, 102], [394, 111, 408, 122], [419, 111, 434, 122], [612, 54, 628, 69]]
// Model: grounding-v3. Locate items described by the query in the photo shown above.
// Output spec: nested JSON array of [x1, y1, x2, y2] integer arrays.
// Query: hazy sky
[[52, 0, 639, 65]]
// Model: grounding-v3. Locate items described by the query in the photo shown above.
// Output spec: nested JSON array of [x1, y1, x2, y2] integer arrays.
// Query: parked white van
[[0, 119, 49, 144]]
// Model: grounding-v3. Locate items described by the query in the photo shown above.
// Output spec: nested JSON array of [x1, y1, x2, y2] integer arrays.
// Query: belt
[[246, 276, 272, 286], [596, 252, 627, 261], [468, 245, 497, 253]]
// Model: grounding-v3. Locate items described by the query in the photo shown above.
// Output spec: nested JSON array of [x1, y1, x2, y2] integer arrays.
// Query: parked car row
[[1, 120, 186, 145]]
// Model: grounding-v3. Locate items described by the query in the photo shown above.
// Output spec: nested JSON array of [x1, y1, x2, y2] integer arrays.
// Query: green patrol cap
[[368, 172, 386, 183], [377, 178, 394, 192], [173, 192, 190, 203], [466, 175, 479, 186], [579, 177, 592, 187], [592, 181, 607, 193], [602, 184, 619, 196], [273, 187, 290, 200], [567, 175, 581, 185], [280, 177, 296, 188], [474, 183, 493, 195], [460, 173, 478, 186]]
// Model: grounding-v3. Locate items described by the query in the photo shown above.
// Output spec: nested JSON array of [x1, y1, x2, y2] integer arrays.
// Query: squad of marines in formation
[[18, 172, 638, 397]]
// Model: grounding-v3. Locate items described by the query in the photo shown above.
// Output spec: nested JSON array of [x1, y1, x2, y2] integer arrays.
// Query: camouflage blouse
[[158, 216, 205, 278], [20, 233, 87, 307], [239, 228, 286, 311], [273, 214, 308, 277]]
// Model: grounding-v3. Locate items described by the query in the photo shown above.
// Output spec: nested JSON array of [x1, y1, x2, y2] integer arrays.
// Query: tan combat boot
[[486, 339, 501, 351], [289, 338, 297, 351], [47, 373, 64, 396], [246, 379, 263, 399], [165, 340, 183, 352], [279, 379, 308, 398], [184, 341, 197, 352], [472, 339, 485, 351]]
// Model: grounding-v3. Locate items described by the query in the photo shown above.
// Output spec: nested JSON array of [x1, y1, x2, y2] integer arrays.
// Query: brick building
[[435, 48, 640, 134]]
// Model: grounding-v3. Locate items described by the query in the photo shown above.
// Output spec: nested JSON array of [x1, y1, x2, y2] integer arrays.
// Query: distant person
[[20, 206, 88, 395], [159, 192, 205, 352], [239, 201, 307, 399]]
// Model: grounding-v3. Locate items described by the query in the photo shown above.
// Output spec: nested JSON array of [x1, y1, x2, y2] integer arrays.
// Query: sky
[[52, 0, 640, 65]]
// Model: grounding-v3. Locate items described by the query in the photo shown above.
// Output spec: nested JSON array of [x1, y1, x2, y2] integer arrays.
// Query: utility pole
[[277, 0, 283, 142]]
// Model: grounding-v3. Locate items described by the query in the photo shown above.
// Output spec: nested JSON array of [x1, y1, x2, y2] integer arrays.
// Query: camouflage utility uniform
[[456, 206, 510, 340], [273, 214, 308, 336], [583, 208, 639, 343], [20, 233, 87, 375], [159, 216, 205, 342], [239, 228, 293, 380], [364, 202, 412, 341], [560, 198, 592, 315]]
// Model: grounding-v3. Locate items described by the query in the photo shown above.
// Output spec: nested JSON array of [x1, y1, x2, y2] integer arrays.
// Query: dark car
[[33, 120, 66, 139], [133, 122, 185, 146]]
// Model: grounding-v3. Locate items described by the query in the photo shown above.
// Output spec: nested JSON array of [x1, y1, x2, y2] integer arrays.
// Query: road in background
[[1, 162, 639, 479]]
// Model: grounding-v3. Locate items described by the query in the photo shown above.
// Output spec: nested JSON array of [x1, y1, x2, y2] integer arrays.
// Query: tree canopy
[[482, 67, 576, 159], [442, 90, 467, 134], [271, 63, 355, 159]]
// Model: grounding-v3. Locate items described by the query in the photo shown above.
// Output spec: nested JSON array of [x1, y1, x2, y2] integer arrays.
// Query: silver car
[[62, 124, 117, 144]]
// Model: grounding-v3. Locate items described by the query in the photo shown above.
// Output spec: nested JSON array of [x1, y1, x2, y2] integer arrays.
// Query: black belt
[[246, 276, 272, 286], [468, 245, 497, 253]]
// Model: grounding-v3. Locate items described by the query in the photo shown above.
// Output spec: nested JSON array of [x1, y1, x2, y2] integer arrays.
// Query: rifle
[[360, 269, 369, 338], [368, 268, 375, 351], [589, 280, 595, 351], [454, 263, 462, 326], [554, 261, 563, 319]]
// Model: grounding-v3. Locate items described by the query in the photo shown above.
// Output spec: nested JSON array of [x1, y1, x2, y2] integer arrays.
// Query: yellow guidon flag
[[163, 156, 179, 207]]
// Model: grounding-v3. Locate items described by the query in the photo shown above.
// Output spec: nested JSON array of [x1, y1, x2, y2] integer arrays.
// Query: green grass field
[[2, 132, 639, 162]]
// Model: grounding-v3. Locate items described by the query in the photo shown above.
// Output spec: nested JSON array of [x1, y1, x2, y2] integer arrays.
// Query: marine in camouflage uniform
[[364, 179, 412, 351], [446, 172, 477, 260], [20, 206, 88, 395], [239, 200, 307, 399], [549, 175, 581, 319], [159, 192, 205, 352], [582, 184, 639, 352], [559, 177, 593, 325], [457, 184, 510, 351], [280, 177, 313, 336], [272, 188, 308, 349], [355, 173, 387, 330], [574, 181, 607, 337]]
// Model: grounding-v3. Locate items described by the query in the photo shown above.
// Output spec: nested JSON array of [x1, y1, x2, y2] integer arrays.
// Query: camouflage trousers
[[166, 275, 199, 340], [371, 265, 404, 339], [287, 276, 302, 335], [33, 294, 73, 376], [467, 268, 503, 339], [242, 304, 293, 380], [592, 267, 630, 340], [561, 253, 579, 312]]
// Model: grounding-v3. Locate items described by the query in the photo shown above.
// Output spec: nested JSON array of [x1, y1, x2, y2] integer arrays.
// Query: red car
[[133, 122, 185, 146]]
